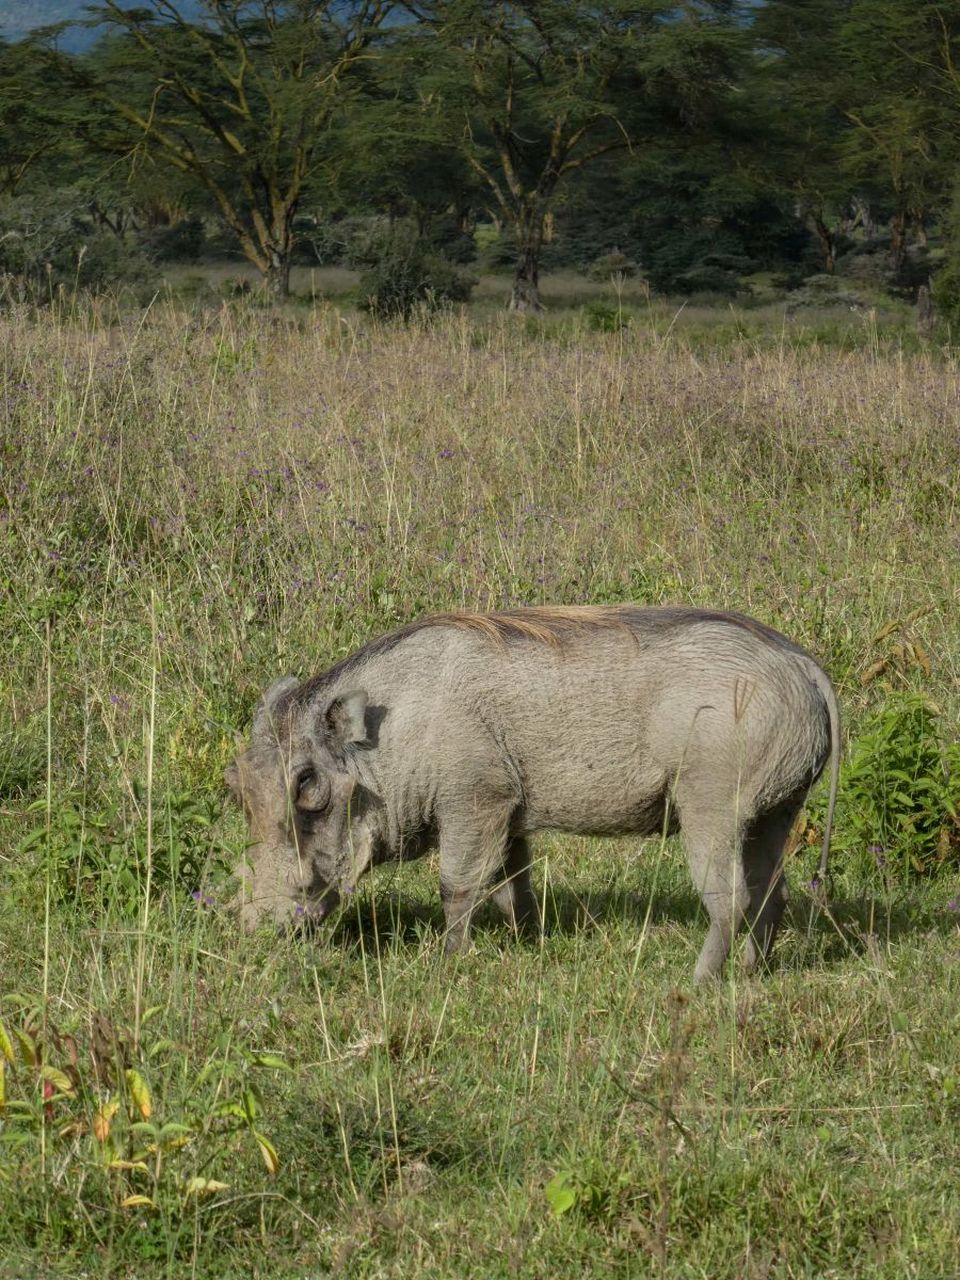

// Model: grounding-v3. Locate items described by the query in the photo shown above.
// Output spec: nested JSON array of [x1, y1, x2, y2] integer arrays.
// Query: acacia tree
[[750, 0, 855, 274], [401, 0, 744, 311], [0, 38, 75, 196], [836, 0, 960, 271], [85, 0, 391, 296]]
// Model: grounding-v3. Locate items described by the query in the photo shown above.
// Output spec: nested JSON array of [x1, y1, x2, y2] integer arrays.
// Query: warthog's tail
[[805, 659, 841, 886]]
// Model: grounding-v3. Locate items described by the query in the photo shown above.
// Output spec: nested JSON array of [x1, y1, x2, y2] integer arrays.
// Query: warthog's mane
[[289, 606, 801, 710]]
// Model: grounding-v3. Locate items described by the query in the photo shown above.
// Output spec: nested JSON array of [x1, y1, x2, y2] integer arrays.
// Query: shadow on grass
[[321, 874, 959, 973]]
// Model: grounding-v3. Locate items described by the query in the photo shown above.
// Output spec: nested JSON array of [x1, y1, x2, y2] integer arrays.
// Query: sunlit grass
[[0, 297, 958, 1277]]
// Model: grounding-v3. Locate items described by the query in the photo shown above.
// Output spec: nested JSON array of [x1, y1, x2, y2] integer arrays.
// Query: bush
[[357, 227, 475, 318], [643, 229, 756, 294], [785, 273, 868, 313], [587, 248, 640, 282], [18, 788, 232, 918], [0, 189, 156, 297], [423, 214, 477, 264], [932, 192, 960, 332], [139, 216, 207, 263], [582, 299, 629, 332], [822, 694, 960, 880]]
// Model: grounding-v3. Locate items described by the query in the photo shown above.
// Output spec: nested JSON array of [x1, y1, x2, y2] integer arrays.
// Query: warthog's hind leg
[[742, 801, 801, 974]]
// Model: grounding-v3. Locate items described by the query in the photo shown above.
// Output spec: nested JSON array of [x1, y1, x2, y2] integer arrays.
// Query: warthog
[[225, 606, 839, 982]]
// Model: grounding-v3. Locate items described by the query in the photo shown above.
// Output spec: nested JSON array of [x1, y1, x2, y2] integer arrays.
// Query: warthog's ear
[[252, 675, 300, 742], [324, 689, 371, 750], [224, 761, 240, 797]]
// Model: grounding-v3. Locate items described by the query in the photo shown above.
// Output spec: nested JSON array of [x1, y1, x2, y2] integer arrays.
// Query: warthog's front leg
[[438, 801, 514, 953], [490, 835, 541, 939]]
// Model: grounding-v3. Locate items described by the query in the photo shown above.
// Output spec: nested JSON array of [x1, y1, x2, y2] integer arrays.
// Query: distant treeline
[[2, 1, 960, 313]]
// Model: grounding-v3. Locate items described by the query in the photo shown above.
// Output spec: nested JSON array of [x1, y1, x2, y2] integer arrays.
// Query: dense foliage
[[2, 1, 960, 311]]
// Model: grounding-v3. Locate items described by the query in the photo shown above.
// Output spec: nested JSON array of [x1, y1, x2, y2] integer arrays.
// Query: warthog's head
[[225, 677, 383, 933]]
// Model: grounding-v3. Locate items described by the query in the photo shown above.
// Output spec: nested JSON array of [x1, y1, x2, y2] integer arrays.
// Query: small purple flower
[[191, 890, 216, 907], [293, 904, 306, 918], [438, 448, 454, 460], [808, 875, 823, 892], [947, 898, 960, 913]]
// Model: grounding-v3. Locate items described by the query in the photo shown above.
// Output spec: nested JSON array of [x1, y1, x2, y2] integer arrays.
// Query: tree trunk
[[916, 284, 935, 338], [809, 212, 835, 274], [510, 207, 544, 312], [264, 249, 291, 299], [890, 209, 907, 273]]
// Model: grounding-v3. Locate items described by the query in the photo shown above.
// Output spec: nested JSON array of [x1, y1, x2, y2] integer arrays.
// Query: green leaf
[[183, 1176, 229, 1197], [253, 1130, 280, 1176], [247, 1053, 290, 1071], [125, 1069, 152, 1120], [545, 1171, 577, 1215], [14, 1028, 37, 1068]]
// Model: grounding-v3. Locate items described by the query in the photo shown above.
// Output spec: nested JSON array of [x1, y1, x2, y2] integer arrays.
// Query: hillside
[[0, 0, 204, 50]]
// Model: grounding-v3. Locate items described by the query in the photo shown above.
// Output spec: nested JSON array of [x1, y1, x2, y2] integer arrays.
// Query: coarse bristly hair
[[291, 605, 801, 709]]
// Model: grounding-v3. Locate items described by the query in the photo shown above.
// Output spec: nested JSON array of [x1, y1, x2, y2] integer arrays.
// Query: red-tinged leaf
[[254, 1131, 280, 1176], [40, 1066, 76, 1097], [125, 1069, 152, 1120]]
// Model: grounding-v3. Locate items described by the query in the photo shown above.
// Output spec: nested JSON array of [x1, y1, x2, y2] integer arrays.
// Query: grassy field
[[1, 292, 959, 1278]]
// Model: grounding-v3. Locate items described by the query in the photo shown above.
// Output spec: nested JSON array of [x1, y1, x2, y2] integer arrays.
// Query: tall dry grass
[[0, 297, 959, 1278]]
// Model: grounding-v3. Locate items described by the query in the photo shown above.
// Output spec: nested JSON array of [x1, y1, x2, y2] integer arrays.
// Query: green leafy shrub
[[785, 273, 868, 313], [588, 248, 639, 281], [824, 694, 960, 879], [581, 299, 629, 332], [932, 185, 960, 333], [0, 1005, 288, 1216], [18, 789, 232, 917], [358, 227, 475, 319]]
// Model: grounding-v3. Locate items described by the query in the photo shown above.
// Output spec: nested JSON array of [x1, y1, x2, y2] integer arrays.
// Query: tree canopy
[[3, 0, 960, 306]]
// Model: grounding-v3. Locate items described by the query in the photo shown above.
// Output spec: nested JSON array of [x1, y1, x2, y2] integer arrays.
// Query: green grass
[[1, 296, 959, 1278]]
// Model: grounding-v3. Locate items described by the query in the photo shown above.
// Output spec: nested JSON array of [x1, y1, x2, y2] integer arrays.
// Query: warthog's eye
[[295, 769, 331, 814]]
